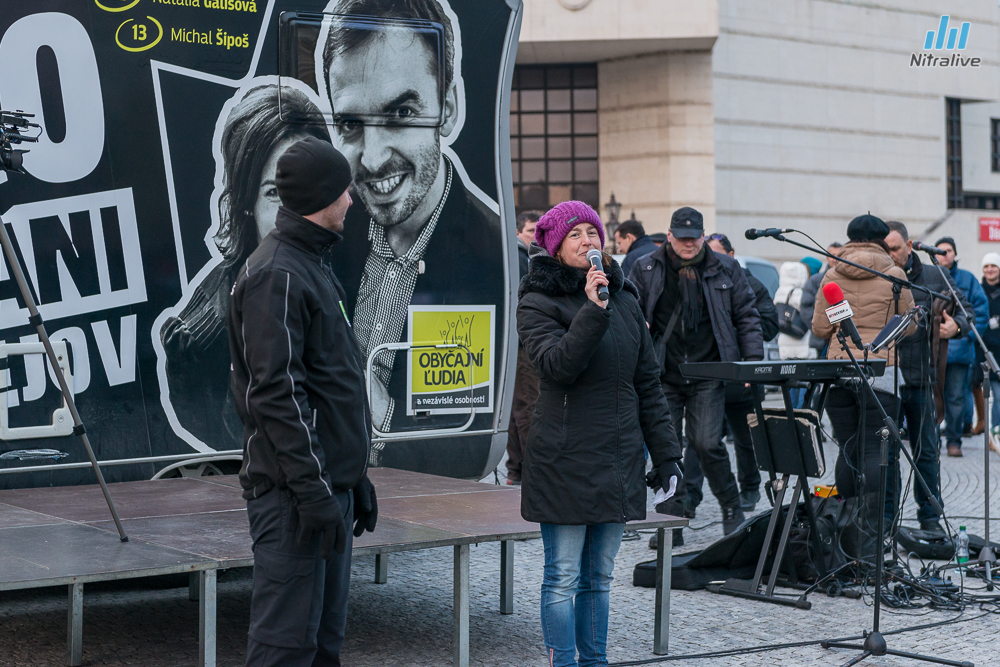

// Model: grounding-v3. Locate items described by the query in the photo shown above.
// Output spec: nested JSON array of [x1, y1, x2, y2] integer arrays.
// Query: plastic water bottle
[[956, 526, 970, 564]]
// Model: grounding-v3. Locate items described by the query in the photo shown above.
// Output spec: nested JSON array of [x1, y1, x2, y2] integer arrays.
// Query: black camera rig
[[0, 109, 41, 173]]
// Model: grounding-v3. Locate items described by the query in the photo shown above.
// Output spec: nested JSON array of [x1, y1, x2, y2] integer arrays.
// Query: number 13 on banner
[[115, 17, 163, 52]]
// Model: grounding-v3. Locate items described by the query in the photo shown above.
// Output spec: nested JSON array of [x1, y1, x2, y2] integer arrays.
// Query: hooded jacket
[[516, 246, 682, 525], [628, 243, 764, 367], [229, 207, 371, 503], [775, 261, 817, 360], [943, 261, 988, 366], [812, 242, 915, 361]]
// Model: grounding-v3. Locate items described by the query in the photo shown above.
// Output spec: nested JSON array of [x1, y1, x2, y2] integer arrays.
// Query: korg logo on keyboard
[[780, 365, 796, 375]]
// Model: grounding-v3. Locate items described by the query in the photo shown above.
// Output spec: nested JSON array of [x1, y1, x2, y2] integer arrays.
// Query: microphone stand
[[821, 329, 972, 667], [925, 254, 998, 579]]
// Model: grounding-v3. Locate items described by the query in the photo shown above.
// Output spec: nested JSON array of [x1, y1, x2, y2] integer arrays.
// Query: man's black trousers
[[246, 487, 354, 667]]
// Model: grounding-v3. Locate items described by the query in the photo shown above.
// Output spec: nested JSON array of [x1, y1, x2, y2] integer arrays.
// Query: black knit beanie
[[934, 236, 957, 253], [275, 137, 353, 216], [846, 214, 889, 242]]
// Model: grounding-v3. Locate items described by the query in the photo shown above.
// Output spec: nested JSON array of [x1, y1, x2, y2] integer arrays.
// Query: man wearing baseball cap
[[229, 136, 378, 666], [629, 207, 764, 539]]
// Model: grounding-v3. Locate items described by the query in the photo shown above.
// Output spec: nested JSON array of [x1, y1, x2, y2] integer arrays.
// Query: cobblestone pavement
[[1, 428, 998, 666]]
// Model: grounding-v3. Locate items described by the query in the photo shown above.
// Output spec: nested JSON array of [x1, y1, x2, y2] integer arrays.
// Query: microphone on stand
[[912, 241, 947, 256], [744, 228, 793, 240], [586, 249, 610, 301], [822, 282, 865, 350]]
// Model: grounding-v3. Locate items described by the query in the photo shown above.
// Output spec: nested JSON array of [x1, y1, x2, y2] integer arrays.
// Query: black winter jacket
[[516, 248, 682, 525], [628, 245, 764, 366], [746, 269, 779, 343], [229, 207, 371, 503], [897, 252, 971, 386]]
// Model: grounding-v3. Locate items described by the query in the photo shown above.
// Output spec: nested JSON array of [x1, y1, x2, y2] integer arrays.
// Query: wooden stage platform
[[0, 468, 686, 666]]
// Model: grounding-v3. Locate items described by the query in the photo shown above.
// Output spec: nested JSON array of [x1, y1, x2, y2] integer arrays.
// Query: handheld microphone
[[586, 249, 610, 301], [912, 241, 947, 257], [744, 228, 791, 240], [822, 282, 865, 350]]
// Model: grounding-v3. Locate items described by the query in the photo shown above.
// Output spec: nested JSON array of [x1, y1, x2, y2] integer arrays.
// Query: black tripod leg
[[884, 648, 974, 667], [0, 217, 127, 541], [841, 650, 873, 667]]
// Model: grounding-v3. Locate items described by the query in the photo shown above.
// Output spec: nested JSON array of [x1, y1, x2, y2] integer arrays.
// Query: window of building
[[946, 98, 963, 209], [510, 64, 598, 212], [992, 118, 1000, 173]]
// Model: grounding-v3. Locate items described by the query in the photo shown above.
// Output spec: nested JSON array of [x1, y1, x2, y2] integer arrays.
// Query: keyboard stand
[[706, 383, 824, 610]]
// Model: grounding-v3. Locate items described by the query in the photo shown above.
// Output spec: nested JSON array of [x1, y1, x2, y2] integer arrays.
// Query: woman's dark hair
[[215, 84, 331, 270]]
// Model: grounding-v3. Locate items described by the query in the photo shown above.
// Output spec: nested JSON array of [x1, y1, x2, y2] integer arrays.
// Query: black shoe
[[919, 520, 945, 536], [622, 529, 640, 541], [740, 489, 761, 512], [648, 530, 684, 550], [682, 499, 697, 520], [721, 506, 746, 536]]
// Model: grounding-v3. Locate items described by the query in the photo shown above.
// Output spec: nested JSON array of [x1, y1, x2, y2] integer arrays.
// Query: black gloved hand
[[646, 460, 684, 515], [352, 475, 378, 537], [656, 461, 683, 494], [295, 496, 347, 559]]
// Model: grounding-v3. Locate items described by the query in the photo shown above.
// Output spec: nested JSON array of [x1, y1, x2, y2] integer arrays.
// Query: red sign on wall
[[981, 217, 1000, 241]]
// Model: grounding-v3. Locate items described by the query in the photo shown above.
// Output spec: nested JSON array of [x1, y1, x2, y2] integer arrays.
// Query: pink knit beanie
[[534, 201, 605, 257]]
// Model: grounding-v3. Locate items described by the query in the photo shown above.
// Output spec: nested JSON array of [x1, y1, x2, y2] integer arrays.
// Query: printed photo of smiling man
[[319, 0, 504, 435]]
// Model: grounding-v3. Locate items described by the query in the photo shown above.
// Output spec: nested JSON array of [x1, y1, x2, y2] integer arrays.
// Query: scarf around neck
[[666, 244, 707, 333]]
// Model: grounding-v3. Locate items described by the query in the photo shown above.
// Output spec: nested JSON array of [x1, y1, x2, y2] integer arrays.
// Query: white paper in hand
[[653, 475, 678, 513]]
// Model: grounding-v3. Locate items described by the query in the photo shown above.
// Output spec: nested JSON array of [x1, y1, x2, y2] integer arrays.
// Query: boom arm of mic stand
[[768, 233, 950, 303]]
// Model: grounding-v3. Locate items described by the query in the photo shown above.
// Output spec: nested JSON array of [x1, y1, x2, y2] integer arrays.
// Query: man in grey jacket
[[629, 208, 764, 535]]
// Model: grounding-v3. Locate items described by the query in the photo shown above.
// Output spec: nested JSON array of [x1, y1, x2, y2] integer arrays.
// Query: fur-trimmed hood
[[519, 243, 637, 300]]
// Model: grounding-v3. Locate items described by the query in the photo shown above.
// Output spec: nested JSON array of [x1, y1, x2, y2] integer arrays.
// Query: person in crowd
[[629, 207, 764, 535], [934, 237, 989, 457], [686, 232, 779, 513], [801, 256, 822, 277], [615, 217, 657, 278], [505, 210, 543, 485], [979, 253, 1000, 454], [813, 215, 914, 556], [160, 84, 331, 450], [517, 201, 683, 667], [800, 242, 842, 357], [775, 261, 817, 361], [229, 138, 378, 667], [649, 232, 667, 247], [516, 211, 541, 279], [884, 221, 969, 534]]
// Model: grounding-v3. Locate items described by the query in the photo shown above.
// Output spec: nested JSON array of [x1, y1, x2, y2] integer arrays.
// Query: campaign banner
[[406, 306, 494, 416], [0, 0, 519, 484]]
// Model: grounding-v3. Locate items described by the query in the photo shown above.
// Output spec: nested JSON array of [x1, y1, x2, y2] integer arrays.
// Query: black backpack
[[777, 288, 809, 338]]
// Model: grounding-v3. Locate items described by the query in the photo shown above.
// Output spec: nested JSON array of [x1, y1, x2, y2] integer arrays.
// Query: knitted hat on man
[[535, 201, 605, 257], [276, 137, 353, 216], [982, 252, 1000, 269], [935, 236, 957, 254], [846, 214, 889, 242]]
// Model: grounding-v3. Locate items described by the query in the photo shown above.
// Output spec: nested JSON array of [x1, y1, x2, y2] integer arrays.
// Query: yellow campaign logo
[[407, 306, 495, 415], [115, 17, 163, 52], [95, 0, 142, 12]]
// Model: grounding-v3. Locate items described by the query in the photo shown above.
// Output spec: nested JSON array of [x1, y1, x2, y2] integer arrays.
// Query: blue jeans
[[540, 523, 624, 667], [943, 363, 972, 447], [894, 385, 943, 524]]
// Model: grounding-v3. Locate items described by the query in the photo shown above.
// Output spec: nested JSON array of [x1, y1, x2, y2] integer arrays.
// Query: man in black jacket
[[616, 217, 657, 279], [629, 208, 764, 535], [885, 221, 968, 534], [229, 138, 377, 666], [678, 232, 778, 512]]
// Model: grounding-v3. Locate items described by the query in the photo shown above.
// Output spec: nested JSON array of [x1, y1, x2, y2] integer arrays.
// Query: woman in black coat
[[517, 201, 683, 667]]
